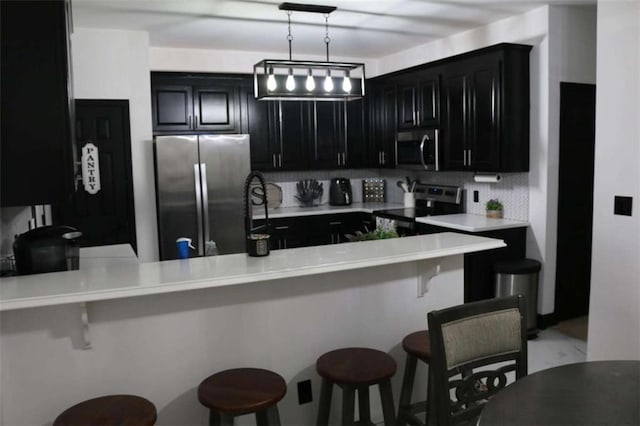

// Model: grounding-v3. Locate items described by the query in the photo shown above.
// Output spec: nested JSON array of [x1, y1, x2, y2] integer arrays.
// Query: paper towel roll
[[473, 174, 502, 183]]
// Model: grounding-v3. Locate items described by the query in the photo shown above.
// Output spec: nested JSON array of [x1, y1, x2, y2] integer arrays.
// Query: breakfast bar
[[0, 233, 504, 425]]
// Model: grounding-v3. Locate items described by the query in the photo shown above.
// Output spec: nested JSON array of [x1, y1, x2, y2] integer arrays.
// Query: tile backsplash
[[262, 169, 529, 221]]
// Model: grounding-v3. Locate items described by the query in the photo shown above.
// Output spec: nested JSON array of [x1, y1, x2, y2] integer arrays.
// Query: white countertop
[[0, 232, 505, 311], [417, 213, 529, 232], [254, 202, 403, 219]]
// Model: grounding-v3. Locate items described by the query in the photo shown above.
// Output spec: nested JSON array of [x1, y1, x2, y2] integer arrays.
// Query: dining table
[[477, 360, 640, 426]]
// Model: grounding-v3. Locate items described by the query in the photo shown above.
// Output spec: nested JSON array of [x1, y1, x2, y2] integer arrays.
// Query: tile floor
[[528, 327, 587, 373]]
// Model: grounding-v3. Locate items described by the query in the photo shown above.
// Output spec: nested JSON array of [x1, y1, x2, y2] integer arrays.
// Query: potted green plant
[[486, 198, 504, 219]]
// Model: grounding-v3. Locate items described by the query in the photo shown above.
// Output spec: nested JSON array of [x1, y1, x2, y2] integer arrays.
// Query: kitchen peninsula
[[0, 233, 504, 425]]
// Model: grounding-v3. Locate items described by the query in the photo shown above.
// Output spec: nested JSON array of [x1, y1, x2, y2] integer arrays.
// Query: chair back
[[427, 295, 528, 425]]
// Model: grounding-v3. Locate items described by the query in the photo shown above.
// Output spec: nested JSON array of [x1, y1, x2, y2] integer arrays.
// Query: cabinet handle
[[378, 151, 382, 165], [275, 225, 289, 230], [337, 152, 341, 166], [342, 152, 346, 166], [382, 151, 386, 165], [329, 221, 342, 225], [278, 154, 282, 168], [195, 115, 199, 128], [468, 149, 472, 166], [463, 149, 467, 166], [272, 154, 277, 168], [188, 115, 192, 128], [283, 238, 287, 249]]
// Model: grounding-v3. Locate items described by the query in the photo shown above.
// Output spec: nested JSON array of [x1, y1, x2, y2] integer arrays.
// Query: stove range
[[373, 183, 464, 233]]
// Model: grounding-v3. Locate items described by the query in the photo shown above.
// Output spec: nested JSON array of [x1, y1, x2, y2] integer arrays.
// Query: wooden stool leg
[[255, 406, 281, 426], [316, 378, 334, 426], [397, 353, 418, 426], [357, 386, 372, 425], [341, 385, 356, 426], [379, 379, 396, 426], [209, 410, 234, 426]]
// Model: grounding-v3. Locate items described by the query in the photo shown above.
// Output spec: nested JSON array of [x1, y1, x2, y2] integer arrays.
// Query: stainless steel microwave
[[395, 129, 440, 171]]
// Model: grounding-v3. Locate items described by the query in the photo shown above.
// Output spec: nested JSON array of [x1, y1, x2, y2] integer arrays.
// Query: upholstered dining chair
[[426, 295, 528, 426]]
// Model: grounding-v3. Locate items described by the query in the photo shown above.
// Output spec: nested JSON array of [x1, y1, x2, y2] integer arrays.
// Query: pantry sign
[[81, 142, 101, 194]]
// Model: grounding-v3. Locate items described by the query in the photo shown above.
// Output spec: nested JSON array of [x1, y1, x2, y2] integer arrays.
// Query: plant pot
[[486, 210, 503, 219]]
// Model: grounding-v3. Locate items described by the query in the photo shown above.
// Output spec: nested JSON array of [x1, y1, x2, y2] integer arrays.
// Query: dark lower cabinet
[[417, 224, 527, 303], [254, 213, 372, 250], [1, 0, 73, 207]]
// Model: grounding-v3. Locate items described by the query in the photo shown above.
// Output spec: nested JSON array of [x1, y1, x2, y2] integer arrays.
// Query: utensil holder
[[404, 192, 415, 208]]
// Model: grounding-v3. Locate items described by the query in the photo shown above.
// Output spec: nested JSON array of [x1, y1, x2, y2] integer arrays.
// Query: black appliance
[[329, 178, 352, 206], [373, 183, 463, 234], [13, 225, 82, 275], [395, 129, 440, 170]]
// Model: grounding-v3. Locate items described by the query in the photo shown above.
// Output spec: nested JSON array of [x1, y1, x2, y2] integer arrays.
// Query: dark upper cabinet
[[397, 70, 440, 129], [310, 100, 366, 169], [247, 97, 309, 171], [440, 44, 531, 172], [151, 73, 241, 134], [368, 82, 397, 168], [1, 0, 73, 207]]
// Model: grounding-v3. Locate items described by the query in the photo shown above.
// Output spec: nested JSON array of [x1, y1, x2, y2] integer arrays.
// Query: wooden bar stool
[[198, 368, 287, 426], [397, 330, 432, 426], [316, 347, 397, 426], [53, 394, 157, 426]]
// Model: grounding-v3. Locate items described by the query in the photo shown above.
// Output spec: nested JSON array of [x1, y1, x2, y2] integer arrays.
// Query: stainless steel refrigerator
[[154, 134, 250, 260]]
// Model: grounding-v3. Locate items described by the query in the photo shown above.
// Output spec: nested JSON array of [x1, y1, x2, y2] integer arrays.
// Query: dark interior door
[[65, 100, 136, 251], [555, 82, 596, 321]]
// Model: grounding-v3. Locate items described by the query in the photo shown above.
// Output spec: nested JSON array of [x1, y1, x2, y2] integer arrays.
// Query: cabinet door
[[380, 86, 397, 167], [151, 84, 194, 133], [418, 75, 439, 127], [312, 101, 342, 168], [345, 99, 366, 168], [278, 101, 309, 170], [441, 70, 469, 170], [245, 87, 280, 171], [397, 84, 418, 129], [468, 61, 500, 171], [193, 86, 240, 132]]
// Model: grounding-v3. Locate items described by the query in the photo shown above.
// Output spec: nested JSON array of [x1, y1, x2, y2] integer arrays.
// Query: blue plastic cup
[[176, 237, 194, 259]]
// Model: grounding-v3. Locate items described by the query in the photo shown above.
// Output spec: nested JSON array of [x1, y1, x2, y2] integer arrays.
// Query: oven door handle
[[419, 134, 429, 170]]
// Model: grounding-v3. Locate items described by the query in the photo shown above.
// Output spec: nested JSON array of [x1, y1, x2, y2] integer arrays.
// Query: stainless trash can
[[494, 259, 542, 337]]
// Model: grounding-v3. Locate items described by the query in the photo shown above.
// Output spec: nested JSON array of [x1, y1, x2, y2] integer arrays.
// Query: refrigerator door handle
[[193, 163, 205, 256], [200, 163, 211, 245]]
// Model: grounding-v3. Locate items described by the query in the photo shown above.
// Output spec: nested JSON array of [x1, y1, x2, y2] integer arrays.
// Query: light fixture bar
[[279, 3, 336, 14]]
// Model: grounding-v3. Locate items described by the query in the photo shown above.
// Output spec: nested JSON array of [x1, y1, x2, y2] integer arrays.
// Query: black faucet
[[243, 171, 270, 254]]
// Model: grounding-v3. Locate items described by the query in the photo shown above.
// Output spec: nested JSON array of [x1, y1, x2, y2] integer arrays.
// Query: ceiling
[[72, 0, 593, 59]]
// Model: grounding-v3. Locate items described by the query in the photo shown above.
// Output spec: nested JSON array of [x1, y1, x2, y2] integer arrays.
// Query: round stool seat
[[402, 330, 431, 362], [198, 368, 286, 415], [316, 347, 397, 386], [53, 394, 157, 426]]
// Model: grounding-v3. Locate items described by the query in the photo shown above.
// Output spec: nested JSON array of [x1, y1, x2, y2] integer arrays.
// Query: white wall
[[0, 257, 463, 425], [71, 29, 158, 262], [543, 5, 597, 317], [588, 0, 640, 360]]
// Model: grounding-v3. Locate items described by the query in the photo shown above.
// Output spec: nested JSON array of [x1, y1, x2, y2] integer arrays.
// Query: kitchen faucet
[[243, 171, 270, 256]]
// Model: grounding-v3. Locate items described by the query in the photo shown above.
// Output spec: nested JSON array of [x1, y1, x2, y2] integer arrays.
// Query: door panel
[[154, 135, 200, 260], [442, 72, 467, 169], [469, 64, 500, 170], [67, 100, 136, 251], [555, 82, 596, 321], [198, 135, 250, 255], [194, 87, 239, 132]]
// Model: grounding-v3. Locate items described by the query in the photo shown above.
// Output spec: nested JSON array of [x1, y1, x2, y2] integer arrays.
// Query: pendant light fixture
[[253, 2, 365, 101]]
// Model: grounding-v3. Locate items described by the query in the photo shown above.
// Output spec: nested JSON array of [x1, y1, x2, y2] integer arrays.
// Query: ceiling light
[[253, 3, 365, 101]]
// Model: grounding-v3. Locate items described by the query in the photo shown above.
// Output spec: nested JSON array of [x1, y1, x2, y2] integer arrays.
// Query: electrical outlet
[[473, 190, 479, 203], [614, 196, 632, 216], [297, 380, 312, 404]]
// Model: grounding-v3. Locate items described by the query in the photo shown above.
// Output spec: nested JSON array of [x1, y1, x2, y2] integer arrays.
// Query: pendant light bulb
[[286, 70, 296, 91], [306, 70, 315, 91], [267, 67, 277, 92], [342, 71, 352, 93], [324, 71, 333, 92]]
